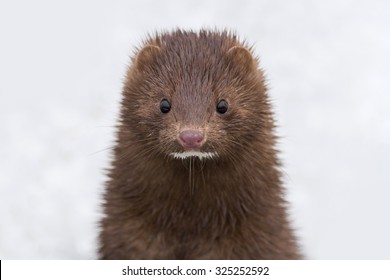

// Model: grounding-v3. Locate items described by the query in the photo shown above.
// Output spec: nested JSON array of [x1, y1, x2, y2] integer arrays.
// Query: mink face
[[101, 30, 301, 260], [121, 31, 270, 162]]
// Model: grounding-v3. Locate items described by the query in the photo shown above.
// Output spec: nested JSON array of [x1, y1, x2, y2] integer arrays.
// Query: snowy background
[[1, 0, 389, 259]]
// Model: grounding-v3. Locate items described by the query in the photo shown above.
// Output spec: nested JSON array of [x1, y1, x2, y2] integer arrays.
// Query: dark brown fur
[[99, 29, 301, 259]]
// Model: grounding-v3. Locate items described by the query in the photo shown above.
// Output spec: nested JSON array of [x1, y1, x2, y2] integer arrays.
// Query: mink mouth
[[169, 151, 218, 160]]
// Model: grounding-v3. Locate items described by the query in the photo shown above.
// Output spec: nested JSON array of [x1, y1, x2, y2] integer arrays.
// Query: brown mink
[[99, 29, 301, 259]]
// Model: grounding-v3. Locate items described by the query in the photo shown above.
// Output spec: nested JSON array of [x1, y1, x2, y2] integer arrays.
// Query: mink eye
[[216, 99, 228, 114], [160, 99, 171, 113]]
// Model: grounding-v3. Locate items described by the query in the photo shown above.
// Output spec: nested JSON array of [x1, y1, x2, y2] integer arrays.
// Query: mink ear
[[134, 45, 160, 71], [226, 46, 256, 71]]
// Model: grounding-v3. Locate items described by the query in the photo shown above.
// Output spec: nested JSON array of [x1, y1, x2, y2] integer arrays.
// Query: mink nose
[[179, 130, 204, 149]]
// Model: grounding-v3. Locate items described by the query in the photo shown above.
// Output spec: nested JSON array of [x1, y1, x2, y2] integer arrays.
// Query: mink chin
[[99, 29, 302, 259]]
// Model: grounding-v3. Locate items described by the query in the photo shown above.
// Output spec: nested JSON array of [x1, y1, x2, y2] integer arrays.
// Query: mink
[[99, 29, 301, 259]]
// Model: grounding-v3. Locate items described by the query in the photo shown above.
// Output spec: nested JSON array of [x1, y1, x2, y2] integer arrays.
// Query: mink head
[[121, 30, 272, 161]]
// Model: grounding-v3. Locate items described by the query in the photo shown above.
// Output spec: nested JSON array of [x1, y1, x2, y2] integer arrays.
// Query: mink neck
[[115, 146, 282, 208], [110, 144, 285, 236]]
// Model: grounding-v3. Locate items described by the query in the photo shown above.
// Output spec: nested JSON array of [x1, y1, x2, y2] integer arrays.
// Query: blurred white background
[[1, 0, 389, 259]]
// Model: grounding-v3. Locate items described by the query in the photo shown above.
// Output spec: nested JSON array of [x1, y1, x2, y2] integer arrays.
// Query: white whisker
[[170, 151, 218, 160]]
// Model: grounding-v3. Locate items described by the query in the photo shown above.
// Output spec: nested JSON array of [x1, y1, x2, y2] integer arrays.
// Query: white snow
[[1, 0, 389, 259]]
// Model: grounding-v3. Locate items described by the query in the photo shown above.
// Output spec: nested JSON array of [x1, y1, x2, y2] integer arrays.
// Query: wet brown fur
[[99, 29, 301, 259]]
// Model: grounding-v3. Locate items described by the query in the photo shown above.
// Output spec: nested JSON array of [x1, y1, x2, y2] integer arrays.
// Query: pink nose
[[179, 130, 204, 149]]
